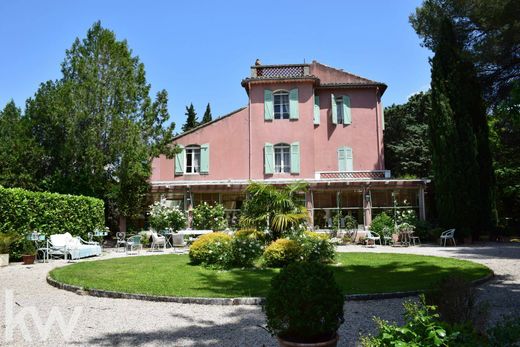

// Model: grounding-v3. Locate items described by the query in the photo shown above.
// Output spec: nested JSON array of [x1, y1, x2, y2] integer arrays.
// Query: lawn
[[49, 253, 491, 298]]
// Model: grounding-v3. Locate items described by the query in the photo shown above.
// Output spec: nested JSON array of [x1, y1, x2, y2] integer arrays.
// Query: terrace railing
[[251, 64, 310, 78], [315, 170, 391, 180]]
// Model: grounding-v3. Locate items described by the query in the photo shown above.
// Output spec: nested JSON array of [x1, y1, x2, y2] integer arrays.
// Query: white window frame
[[336, 97, 344, 124], [274, 90, 290, 120], [185, 145, 201, 174], [274, 143, 291, 173]]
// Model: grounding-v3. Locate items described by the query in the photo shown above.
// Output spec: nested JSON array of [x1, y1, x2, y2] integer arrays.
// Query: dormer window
[[274, 91, 290, 119], [185, 145, 201, 173]]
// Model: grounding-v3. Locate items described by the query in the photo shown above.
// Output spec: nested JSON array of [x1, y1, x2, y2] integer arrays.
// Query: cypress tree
[[202, 103, 212, 124], [429, 18, 496, 240], [182, 103, 198, 132]]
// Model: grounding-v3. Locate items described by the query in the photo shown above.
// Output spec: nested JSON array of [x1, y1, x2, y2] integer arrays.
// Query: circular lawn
[[49, 253, 491, 298]]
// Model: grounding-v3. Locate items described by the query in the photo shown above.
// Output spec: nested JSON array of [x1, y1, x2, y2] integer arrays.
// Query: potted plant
[[21, 239, 37, 265], [263, 262, 345, 346], [0, 233, 16, 266]]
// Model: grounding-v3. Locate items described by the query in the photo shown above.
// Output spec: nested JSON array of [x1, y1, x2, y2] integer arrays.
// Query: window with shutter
[[314, 95, 320, 125], [264, 143, 274, 174], [175, 144, 185, 175], [290, 142, 300, 174], [264, 89, 274, 120], [200, 144, 209, 174], [289, 88, 299, 120]]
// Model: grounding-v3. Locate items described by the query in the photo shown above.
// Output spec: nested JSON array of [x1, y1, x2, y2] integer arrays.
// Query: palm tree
[[240, 181, 309, 240]]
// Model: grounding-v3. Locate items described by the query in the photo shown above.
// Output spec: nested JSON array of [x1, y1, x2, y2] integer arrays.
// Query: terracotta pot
[[0, 253, 9, 266], [277, 334, 339, 347], [22, 254, 35, 265]]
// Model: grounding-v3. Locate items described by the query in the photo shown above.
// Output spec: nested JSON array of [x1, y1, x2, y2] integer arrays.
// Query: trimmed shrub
[[263, 239, 302, 268], [188, 232, 232, 266], [228, 236, 263, 268], [264, 262, 344, 343], [192, 202, 227, 231], [0, 187, 104, 259], [300, 231, 335, 263]]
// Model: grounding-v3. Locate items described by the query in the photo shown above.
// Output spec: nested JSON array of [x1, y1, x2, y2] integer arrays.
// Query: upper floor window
[[274, 91, 290, 119], [274, 143, 291, 173], [185, 145, 201, 173], [336, 97, 344, 124]]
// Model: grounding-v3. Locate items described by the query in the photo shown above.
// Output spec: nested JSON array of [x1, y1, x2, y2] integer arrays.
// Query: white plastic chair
[[171, 233, 187, 254], [151, 232, 166, 251], [440, 229, 456, 246], [365, 230, 381, 247], [116, 232, 126, 252], [126, 235, 142, 255]]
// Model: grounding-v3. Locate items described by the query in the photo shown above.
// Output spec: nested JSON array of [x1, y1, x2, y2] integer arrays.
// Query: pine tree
[[429, 18, 496, 240], [202, 103, 212, 124], [182, 103, 198, 132]]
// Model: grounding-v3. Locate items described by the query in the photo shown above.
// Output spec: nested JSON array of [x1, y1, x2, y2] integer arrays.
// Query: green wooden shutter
[[264, 143, 274, 174], [345, 147, 353, 171], [289, 88, 299, 120], [337, 146, 346, 171], [290, 142, 300, 174], [313, 95, 320, 125], [175, 144, 185, 175], [342, 95, 351, 124], [331, 93, 337, 124], [200, 143, 209, 174], [264, 89, 274, 120]]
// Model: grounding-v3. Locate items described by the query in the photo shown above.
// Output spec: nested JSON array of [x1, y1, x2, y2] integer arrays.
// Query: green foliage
[[227, 235, 264, 268], [0, 186, 104, 259], [0, 232, 18, 254], [20, 238, 37, 256], [384, 92, 432, 178], [148, 201, 187, 232], [202, 103, 212, 124], [264, 262, 344, 342], [240, 181, 309, 240], [262, 239, 302, 268], [487, 315, 520, 347], [344, 214, 358, 230], [362, 296, 458, 347], [234, 228, 266, 242], [188, 232, 232, 266], [192, 202, 227, 231], [299, 231, 335, 263], [410, 0, 519, 103], [370, 212, 394, 236], [24, 21, 177, 223], [182, 103, 198, 132], [0, 101, 43, 190], [426, 16, 496, 239]]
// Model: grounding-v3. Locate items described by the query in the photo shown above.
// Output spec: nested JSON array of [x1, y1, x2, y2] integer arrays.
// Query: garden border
[[46, 272, 494, 306]]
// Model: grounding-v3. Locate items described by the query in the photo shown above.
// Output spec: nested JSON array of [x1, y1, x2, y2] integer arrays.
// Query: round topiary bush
[[264, 262, 345, 343], [188, 232, 232, 265], [263, 238, 302, 268]]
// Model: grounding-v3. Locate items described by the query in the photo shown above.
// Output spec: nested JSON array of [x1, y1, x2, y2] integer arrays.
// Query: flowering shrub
[[299, 231, 335, 263], [395, 207, 418, 225], [263, 239, 303, 268], [149, 201, 187, 232], [188, 232, 232, 266], [370, 212, 394, 236], [192, 202, 228, 231], [228, 235, 264, 268]]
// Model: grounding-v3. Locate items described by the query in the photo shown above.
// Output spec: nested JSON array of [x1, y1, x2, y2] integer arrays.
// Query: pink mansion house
[[151, 61, 428, 229]]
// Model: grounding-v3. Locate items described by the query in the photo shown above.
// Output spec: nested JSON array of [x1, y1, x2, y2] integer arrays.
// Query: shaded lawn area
[[49, 252, 491, 298]]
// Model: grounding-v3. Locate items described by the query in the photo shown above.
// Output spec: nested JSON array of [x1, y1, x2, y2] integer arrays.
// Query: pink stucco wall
[[151, 107, 250, 182], [151, 65, 385, 182]]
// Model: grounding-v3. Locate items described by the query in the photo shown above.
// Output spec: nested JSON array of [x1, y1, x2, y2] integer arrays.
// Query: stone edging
[[47, 271, 494, 306]]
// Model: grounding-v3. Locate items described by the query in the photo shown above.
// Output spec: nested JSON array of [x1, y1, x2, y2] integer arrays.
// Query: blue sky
[[0, 0, 431, 129]]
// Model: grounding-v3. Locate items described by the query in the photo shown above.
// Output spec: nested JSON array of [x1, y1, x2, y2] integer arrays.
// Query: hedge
[[0, 186, 105, 244]]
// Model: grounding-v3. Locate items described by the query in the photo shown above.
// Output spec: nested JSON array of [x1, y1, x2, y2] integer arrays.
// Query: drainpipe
[[375, 87, 382, 170], [248, 82, 252, 180]]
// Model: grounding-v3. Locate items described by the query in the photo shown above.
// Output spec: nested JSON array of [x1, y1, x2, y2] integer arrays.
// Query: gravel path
[[1, 243, 519, 346]]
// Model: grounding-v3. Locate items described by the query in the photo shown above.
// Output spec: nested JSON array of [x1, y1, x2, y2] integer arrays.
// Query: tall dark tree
[[0, 101, 42, 190], [202, 103, 212, 124], [489, 83, 520, 229], [182, 103, 198, 132], [411, 0, 520, 105], [427, 18, 496, 239], [384, 92, 432, 178], [25, 21, 177, 223]]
